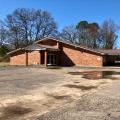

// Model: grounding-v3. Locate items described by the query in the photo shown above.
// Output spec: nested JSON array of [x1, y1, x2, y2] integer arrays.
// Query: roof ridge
[[35, 37, 105, 55]]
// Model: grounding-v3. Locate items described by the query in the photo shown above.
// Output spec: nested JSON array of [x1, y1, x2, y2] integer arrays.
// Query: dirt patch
[[64, 84, 97, 90], [0, 104, 32, 120]]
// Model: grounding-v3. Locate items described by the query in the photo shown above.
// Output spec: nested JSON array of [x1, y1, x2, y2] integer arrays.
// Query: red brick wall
[[10, 39, 104, 67], [61, 44, 103, 67], [10, 51, 26, 65], [10, 51, 41, 66], [28, 51, 40, 65], [38, 40, 103, 67]]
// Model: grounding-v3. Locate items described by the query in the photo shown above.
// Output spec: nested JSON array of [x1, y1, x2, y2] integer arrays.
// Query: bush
[[0, 56, 10, 62]]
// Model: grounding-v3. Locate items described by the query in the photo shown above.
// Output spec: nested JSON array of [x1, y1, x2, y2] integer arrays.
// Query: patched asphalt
[[36, 81, 120, 120]]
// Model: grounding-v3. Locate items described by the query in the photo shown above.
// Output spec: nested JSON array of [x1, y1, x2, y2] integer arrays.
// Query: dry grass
[[0, 62, 9, 67]]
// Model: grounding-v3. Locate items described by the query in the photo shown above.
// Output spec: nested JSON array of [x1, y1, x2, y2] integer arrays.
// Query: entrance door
[[41, 51, 45, 64], [47, 54, 56, 65]]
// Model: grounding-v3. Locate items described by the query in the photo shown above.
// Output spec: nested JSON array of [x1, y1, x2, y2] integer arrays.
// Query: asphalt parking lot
[[0, 66, 68, 120], [38, 80, 120, 120], [0, 66, 120, 120], [0, 67, 65, 97]]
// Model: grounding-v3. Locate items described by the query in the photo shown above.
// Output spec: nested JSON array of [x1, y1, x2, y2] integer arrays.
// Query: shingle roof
[[7, 43, 59, 55], [8, 37, 120, 56], [97, 49, 120, 55], [7, 48, 25, 55], [35, 37, 105, 55]]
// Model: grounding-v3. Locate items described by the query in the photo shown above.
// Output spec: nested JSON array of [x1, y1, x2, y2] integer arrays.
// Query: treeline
[[60, 20, 119, 49], [0, 8, 120, 57], [0, 8, 57, 50]]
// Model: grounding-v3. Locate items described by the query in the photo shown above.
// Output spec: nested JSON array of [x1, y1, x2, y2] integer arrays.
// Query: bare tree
[[60, 25, 79, 44], [61, 20, 119, 49], [34, 10, 57, 40], [100, 19, 119, 49], [5, 8, 57, 49], [0, 21, 7, 47]]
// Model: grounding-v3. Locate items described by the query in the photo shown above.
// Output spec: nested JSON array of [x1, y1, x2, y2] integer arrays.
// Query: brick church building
[[8, 37, 120, 67]]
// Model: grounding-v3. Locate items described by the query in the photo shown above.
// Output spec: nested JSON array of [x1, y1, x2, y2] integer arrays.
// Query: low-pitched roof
[[97, 49, 120, 55], [7, 48, 25, 55], [35, 37, 105, 55], [7, 43, 59, 55], [8, 37, 120, 56]]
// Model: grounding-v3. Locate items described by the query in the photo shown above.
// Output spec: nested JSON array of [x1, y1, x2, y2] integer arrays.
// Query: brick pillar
[[39, 51, 41, 65], [45, 50, 47, 67], [26, 51, 28, 66]]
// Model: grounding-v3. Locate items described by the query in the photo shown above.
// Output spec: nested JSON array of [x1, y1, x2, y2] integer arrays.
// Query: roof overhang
[[105, 54, 120, 56], [7, 48, 25, 55], [25, 44, 59, 51], [9, 37, 120, 56], [7, 43, 60, 55], [25, 44, 46, 51], [97, 49, 120, 56]]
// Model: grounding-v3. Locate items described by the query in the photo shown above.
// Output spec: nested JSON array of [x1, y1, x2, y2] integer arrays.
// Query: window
[[47, 54, 56, 65]]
